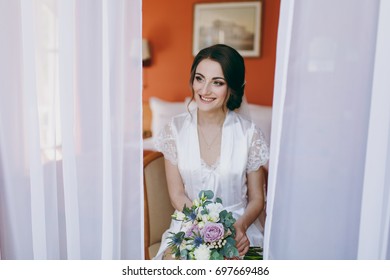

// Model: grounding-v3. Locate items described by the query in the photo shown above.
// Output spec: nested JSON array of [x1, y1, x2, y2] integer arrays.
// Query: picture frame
[[193, 1, 262, 57]]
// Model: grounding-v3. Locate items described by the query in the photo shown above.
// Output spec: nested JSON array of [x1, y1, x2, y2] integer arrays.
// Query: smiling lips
[[199, 94, 216, 103]]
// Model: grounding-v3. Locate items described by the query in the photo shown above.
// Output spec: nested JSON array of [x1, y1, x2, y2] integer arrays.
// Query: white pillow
[[149, 97, 187, 136], [248, 104, 272, 145]]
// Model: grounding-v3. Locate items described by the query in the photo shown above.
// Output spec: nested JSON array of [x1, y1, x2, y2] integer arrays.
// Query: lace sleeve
[[246, 126, 269, 173], [154, 120, 178, 165]]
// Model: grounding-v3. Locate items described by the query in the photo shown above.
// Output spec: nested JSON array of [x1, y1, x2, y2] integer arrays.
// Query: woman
[[154, 44, 269, 260]]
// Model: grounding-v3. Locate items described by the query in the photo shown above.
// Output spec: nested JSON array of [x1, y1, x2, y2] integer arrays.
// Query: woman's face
[[192, 59, 228, 113]]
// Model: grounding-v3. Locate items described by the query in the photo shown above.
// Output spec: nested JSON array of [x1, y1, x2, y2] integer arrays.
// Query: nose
[[200, 81, 211, 94]]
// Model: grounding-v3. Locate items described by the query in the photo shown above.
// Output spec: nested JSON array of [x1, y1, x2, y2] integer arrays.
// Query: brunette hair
[[189, 44, 245, 110]]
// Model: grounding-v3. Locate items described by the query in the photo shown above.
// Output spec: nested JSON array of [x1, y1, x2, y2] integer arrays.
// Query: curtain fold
[[58, 0, 81, 259], [358, 0, 390, 259], [0, 0, 34, 259], [0, 0, 142, 259], [21, 0, 48, 259], [100, 0, 114, 259], [265, 0, 387, 259]]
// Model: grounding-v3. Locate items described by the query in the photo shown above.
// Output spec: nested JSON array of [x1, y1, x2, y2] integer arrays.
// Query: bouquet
[[168, 190, 239, 260], [243, 247, 263, 260]]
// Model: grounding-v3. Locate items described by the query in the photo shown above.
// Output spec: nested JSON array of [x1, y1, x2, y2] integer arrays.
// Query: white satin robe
[[154, 109, 269, 259]]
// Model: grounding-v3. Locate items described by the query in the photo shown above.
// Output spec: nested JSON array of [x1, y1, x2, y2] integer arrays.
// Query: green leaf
[[216, 197, 222, 204], [199, 190, 214, 200], [221, 211, 236, 228], [180, 249, 188, 260], [210, 250, 224, 260], [183, 207, 196, 220], [219, 210, 227, 220], [225, 236, 236, 246], [224, 220, 233, 228], [203, 200, 212, 207], [221, 242, 239, 258]]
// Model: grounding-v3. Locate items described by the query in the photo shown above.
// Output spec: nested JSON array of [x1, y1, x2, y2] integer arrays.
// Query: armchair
[[143, 151, 174, 259]]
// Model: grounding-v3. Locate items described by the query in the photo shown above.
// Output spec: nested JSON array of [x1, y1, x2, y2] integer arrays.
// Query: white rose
[[208, 213, 219, 222], [196, 207, 205, 220], [206, 203, 223, 222], [194, 244, 211, 260], [174, 211, 185, 221], [193, 199, 200, 207]]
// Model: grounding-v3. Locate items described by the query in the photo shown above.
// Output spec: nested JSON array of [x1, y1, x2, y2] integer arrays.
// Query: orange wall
[[142, 0, 280, 106]]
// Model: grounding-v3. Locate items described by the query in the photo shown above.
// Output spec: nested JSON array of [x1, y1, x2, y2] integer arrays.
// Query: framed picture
[[193, 1, 262, 57]]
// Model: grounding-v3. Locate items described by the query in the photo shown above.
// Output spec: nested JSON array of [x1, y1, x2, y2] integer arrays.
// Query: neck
[[197, 109, 227, 127]]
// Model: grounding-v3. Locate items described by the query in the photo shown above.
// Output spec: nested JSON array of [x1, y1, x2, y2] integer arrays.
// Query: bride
[[154, 44, 269, 260]]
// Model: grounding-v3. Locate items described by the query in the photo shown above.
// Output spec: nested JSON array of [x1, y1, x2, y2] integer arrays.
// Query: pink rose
[[201, 222, 224, 243]]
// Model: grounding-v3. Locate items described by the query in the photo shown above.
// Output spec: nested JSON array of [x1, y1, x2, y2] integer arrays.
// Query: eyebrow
[[195, 72, 226, 81]]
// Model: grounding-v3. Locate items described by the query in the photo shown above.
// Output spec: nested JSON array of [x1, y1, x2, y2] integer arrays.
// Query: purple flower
[[185, 224, 200, 238], [201, 222, 224, 243]]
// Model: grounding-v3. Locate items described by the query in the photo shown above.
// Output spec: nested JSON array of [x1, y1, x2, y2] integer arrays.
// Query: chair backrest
[[143, 151, 174, 259]]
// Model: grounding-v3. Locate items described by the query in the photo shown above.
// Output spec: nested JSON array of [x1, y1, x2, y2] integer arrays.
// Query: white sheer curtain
[[265, 0, 390, 259], [0, 0, 143, 259]]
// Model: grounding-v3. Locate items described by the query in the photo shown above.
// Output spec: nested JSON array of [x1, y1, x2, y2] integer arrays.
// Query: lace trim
[[154, 121, 178, 165], [155, 121, 269, 171], [201, 157, 220, 171], [246, 127, 269, 173]]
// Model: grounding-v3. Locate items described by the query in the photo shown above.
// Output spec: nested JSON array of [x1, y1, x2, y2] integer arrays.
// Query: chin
[[197, 103, 224, 113]]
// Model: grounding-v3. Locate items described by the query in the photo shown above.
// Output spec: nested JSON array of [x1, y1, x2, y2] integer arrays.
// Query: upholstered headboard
[[143, 97, 192, 140], [143, 97, 273, 150]]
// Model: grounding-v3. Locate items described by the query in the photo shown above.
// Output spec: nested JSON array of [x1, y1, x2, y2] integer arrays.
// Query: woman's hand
[[234, 219, 250, 257]]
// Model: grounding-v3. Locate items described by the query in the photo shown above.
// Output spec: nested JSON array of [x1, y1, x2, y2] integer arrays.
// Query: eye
[[213, 80, 225, 86], [194, 75, 204, 83]]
